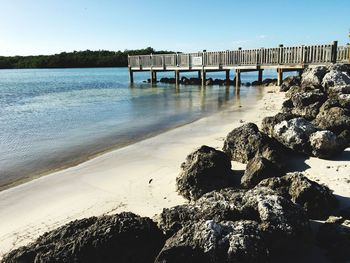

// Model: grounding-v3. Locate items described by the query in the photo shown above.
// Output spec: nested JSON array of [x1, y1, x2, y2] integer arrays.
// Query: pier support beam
[[225, 70, 230, 85], [150, 70, 157, 84], [235, 69, 241, 88], [128, 67, 134, 83], [198, 71, 202, 80], [258, 69, 263, 83], [175, 70, 180, 86], [201, 69, 206, 86], [277, 68, 283, 86], [225, 70, 230, 82]]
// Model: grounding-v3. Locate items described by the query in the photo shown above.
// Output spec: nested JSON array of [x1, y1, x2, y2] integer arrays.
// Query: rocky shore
[[146, 76, 278, 87], [3, 65, 350, 262]]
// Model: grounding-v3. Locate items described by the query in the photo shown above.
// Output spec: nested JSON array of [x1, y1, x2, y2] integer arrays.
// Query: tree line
[[0, 47, 174, 69]]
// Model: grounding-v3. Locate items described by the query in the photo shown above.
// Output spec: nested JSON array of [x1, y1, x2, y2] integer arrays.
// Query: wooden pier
[[128, 41, 350, 86]]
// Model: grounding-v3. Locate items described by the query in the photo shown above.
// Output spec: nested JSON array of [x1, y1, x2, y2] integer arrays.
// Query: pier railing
[[128, 42, 349, 69]]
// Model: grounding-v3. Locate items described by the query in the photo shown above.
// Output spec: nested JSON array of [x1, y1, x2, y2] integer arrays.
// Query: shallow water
[[0, 67, 291, 188]]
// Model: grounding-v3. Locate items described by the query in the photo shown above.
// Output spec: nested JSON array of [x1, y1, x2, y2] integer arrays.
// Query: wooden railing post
[[278, 44, 283, 64], [238, 47, 242, 65], [202, 50, 206, 67], [300, 45, 305, 64], [331, 41, 338, 63]]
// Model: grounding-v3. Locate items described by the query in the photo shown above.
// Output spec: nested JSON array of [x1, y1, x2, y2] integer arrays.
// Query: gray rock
[[155, 220, 268, 263], [280, 76, 301, 92], [181, 76, 190, 85], [241, 156, 283, 188], [223, 123, 283, 165], [272, 117, 317, 154], [289, 90, 326, 120], [261, 112, 296, 136], [322, 70, 350, 90], [176, 145, 233, 201], [206, 78, 213, 85], [327, 85, 350, 98], [156, 187, 309, 262], [3, 212, 165, 263], [285, 85, 320, 99], [262, 78, 274, 86], [301, 66, 328, 87], [245, 187, 310, 254], [156, 189, 252, 238], [328, 63, 350, 73], [257, 172, 337, 219], [309, 130, 347, 159], [314, 104, 350, 135]]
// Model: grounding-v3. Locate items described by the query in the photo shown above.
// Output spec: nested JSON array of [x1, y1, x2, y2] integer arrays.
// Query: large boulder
[[156, 187, 309, 262], [322, 70, 350, 90], [280, 76, 301, 92], [261, 112, 296, 136], [223, 123, 283, 165], [314, 104, 350, 135], [156, 189, 251, 238], [3, 212, 165, 263], [155, 220, 268, 263], [239, 187, 310, 255], [272, 117, 317, 155], [301, 66, 328, 88], [257, 172, 337, 219], [176, 146, 233, 201], [157, 187, 309, 251], [288, 90, 326, 120], [241, 156, 283, 188], [309, 130, 347, 159], [285, 85, 320, 99], [316, 217, 350, 262]]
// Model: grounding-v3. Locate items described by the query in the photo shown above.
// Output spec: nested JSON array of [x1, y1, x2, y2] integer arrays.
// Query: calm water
[[0, 67, 288, 188]]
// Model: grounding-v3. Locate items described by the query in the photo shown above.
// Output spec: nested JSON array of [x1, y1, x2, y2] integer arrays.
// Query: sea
[[0, 67, 294, 188]]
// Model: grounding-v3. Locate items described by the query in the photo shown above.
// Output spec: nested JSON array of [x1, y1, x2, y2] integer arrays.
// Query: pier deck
[[128, 41, 350, 86]]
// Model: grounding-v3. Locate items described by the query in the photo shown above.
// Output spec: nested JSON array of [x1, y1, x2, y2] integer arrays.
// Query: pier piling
[[201, 70, 206, 86], [258, 69, 263, 83], [175, 71, 180, 86]]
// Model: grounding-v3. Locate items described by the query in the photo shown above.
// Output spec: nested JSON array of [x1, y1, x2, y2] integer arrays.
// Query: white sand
[[0, 86, 349, 258]]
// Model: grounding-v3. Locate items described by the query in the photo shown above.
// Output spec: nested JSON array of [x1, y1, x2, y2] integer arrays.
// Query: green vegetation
[[0, 47, 174, 69]]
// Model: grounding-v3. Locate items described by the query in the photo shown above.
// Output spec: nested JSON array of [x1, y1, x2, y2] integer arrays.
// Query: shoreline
[[0, 86, 271, 256], [0, 84, 262, 192], [0, 117, 205, 192]]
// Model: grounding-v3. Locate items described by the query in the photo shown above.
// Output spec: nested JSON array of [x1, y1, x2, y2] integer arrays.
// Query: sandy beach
[[0, 85, 349, 258]]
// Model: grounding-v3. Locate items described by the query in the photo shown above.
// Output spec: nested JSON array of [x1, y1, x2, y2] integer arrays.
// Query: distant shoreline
[[0, 48, 175, 69]]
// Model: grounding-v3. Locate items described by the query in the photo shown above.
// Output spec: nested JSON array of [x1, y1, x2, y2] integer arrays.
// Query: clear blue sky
[[1, 0, 349, 56]]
